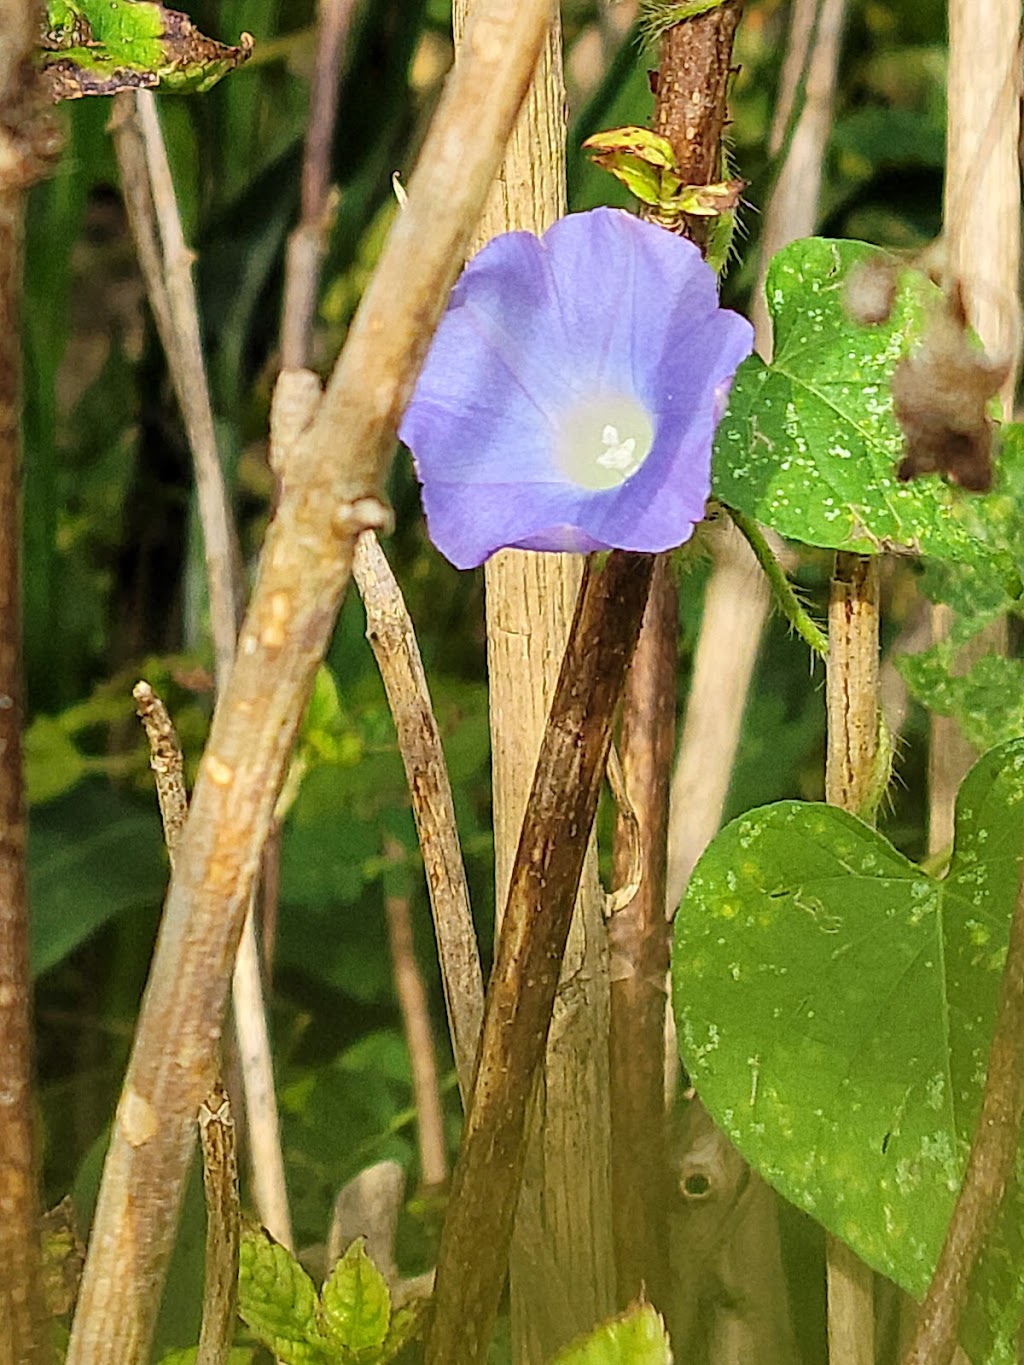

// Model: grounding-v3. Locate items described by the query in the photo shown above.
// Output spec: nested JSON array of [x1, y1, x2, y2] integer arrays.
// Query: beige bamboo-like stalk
[[65, 4, 555, 1357], [450, 3, 615, 1357]]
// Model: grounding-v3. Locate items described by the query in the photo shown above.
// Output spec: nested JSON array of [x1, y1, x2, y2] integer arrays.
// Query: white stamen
[[556, 392, 654, 491], [597, 426, 638, 471]]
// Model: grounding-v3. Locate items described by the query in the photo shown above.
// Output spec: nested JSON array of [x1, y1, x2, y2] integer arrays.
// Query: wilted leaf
[[40, 0, 252, 100], [713, 238, 1021, 585]]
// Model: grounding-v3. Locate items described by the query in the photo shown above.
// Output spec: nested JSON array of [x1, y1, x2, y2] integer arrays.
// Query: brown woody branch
[[610, 0, 743, 1310], [425, 552, 657, 1365], [0, 5, 59, 1359]]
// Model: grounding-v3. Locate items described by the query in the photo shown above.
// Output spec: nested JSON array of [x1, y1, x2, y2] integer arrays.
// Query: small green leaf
[[582, 127, 679, 210], [319, 1237, 391, 1356], [550, 1302, 673, 1364], [582, 127, 679, 171], [673, 739, 1024, 1362], [713, 237, 1019, 581], [40, 0, 252, 100], [238, 1223, 330, 1365]]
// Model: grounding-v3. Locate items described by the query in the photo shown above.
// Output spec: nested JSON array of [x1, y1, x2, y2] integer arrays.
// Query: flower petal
[[400, 208, 755, 568]]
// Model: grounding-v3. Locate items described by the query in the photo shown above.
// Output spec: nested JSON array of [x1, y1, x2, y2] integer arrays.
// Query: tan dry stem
[[65, 4, 555, 1358], [113, 88, 292, 1253], [824, 550, 879, 1365], [354, 533, 483, 1103]]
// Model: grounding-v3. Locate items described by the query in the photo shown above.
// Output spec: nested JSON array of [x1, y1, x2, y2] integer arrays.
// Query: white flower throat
[[556, 391, 654, 491]]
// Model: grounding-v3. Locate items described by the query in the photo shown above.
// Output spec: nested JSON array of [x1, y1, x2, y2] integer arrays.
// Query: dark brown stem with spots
[[426, 552, 657, 1365], [609, 0, 743, 1310], [609, 557, 676, 1310], [0, 7, 57, 1361]]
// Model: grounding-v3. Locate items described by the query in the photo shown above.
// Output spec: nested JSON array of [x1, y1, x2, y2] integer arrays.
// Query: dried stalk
[[901, 854, 1024, 1365], [0, 8, 57, 1358], [354, 533, 483, 1102], [133, 687, 241, 1363], [281, 0, 359, 368], [112, 90, 293, 1251], [425, 552, 657, 1365], [66, 3, 556, 1357], [383, 845, 448, 1189], [452, 2, 614, 1356], [280, 0, 480, 1131], [196, 1085, 240, 1365], [609, 557, 675, 1309], [133, 682, 189, 858], [824, 551, 880, 1365], [609, 0, 743, 1310]]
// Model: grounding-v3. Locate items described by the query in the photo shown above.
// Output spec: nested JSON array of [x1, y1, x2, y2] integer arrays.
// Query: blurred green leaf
[[673, 740, 1024, 1362], [898, 649, 1024, 753], [30, 783, 166, 976], [550, 1302, 673, 1364], [157, 1350, 254, 1364], [25, 716, 89, 805]]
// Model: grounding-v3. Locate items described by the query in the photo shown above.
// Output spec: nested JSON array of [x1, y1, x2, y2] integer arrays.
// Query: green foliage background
[[24, 0, 964, 1356]]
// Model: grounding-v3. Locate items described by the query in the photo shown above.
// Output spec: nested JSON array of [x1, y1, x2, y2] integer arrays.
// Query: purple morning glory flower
[[399, 207, 753, 569]]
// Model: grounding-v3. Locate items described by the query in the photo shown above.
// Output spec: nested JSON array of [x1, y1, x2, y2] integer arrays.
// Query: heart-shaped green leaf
[[712, 237, 1018, 582], [673, 739, 1024, 1360]]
